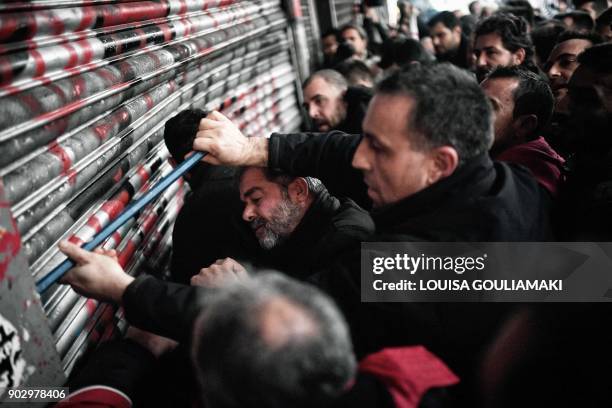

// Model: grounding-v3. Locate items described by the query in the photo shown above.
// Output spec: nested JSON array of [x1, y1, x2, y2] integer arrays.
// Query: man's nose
[[308, 104, 319, 119], [351, 139, 370, 171], [547, 63, 561, 79], [476, 53, 488, 68], [242, 204, 256, 222]]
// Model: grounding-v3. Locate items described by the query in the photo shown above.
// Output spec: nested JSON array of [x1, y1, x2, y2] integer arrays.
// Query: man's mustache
[[250, 218, 266, 230]]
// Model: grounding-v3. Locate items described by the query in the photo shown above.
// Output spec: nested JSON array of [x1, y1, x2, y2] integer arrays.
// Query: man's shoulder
[[331, 197, 375, 236]]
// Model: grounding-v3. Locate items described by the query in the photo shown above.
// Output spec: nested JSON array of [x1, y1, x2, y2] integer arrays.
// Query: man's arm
[[268, 131, 368, 205], [58, 241, 210, 344], [122, 275, 208, 343], [194, 111, 369, 206]]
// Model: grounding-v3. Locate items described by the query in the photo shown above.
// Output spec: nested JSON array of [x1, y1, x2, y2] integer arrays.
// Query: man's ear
[[428, 146, 459, 184], [287, 178, 310, 204], [512, 48, 526, 65], [513, 114, 538, 142], [453, 25, 462, 37]]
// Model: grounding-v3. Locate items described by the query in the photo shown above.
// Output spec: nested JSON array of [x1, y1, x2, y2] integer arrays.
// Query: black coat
[[336, 86, 373, 135], [268, 131, 552, 384]]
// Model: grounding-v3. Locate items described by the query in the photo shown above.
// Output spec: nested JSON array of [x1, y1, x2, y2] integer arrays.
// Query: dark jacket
[[171, 181, 374, 284], [267, 131, 552, 379], [556, 148, 612, 240], [336, 86, 373, 135]]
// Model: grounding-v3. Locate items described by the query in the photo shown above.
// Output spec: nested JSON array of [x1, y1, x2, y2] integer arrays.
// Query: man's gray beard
[[255, 199, 302, 250]]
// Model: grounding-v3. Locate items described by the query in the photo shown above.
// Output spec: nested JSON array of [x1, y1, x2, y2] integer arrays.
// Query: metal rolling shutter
[[0, 0, 302, 378]]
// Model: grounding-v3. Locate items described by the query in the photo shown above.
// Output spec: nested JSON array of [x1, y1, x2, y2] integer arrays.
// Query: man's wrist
[[245, 137, 269, 167], [112, 274, 135, 304]]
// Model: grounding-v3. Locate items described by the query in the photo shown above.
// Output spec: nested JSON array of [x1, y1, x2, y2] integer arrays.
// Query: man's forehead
[[474, 32, 504, 49], [304, 77, 341, 98], [342, 28, 360, 38], [431, 22, 451, 33], [482, 77, 519, 99], [240, 168, 267, 190], [363, 94, 414, 139], [322, 34, 337, 43], [551, 39, 592, 59]]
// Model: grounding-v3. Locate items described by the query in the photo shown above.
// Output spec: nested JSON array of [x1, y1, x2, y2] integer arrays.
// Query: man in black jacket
[[428, 11, 471, 69], [193, 63, 552, 382]]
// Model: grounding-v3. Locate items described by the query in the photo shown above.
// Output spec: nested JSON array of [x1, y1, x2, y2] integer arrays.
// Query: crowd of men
[[54, 1, 612, 407]]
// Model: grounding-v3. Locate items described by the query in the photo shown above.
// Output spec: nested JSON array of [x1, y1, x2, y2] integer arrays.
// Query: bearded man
[[172, 165, 374, 284]]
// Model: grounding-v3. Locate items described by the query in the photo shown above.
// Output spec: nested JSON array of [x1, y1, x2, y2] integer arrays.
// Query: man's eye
[[370, 141, 383, 152]]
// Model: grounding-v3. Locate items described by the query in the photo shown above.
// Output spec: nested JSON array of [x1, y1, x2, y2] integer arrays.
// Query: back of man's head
[[595, 7, 612, 40], [475, 13, 535, 64], [531, 21, 566, 65], [577, 41, 612, 73], [334, 59, 374, 87], [192, 272, 355, 408], [428, 10, 460, 29], [487, 66, 554, 139], [376, 63, 493, 164]]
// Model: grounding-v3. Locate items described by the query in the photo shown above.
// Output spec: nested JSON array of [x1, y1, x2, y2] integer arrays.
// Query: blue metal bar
[[35, 152, 205, 293]]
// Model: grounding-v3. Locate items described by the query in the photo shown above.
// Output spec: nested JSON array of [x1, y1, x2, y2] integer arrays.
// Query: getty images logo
[[371, 253, 488, 275]]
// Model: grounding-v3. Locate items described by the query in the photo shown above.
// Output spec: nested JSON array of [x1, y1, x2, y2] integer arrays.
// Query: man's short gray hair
[[302, 69, 348, 93]]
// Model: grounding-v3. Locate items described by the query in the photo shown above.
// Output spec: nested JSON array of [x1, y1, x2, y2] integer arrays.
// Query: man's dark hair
[[469, 1, 481, 15], [376, 63, 493, 163], [486, 66, 554, 138], [237, 167, 325, 197], [531, 22, 566, 64], [554, 11, 595, 31], [192, 272, 356, 408], [380, 37, 435, 68], [596, 7, 612, 30], [163, 109, 211, 188], [577, 42, 612, 72], [334, 59, 374, 86], [164, 109, 207, 163], [321, 28, 340, 41], [340, 23, 367, 40], [427, 10, 460, 29], [554, 30, 604, 46], [475, 13, 535, 63]]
